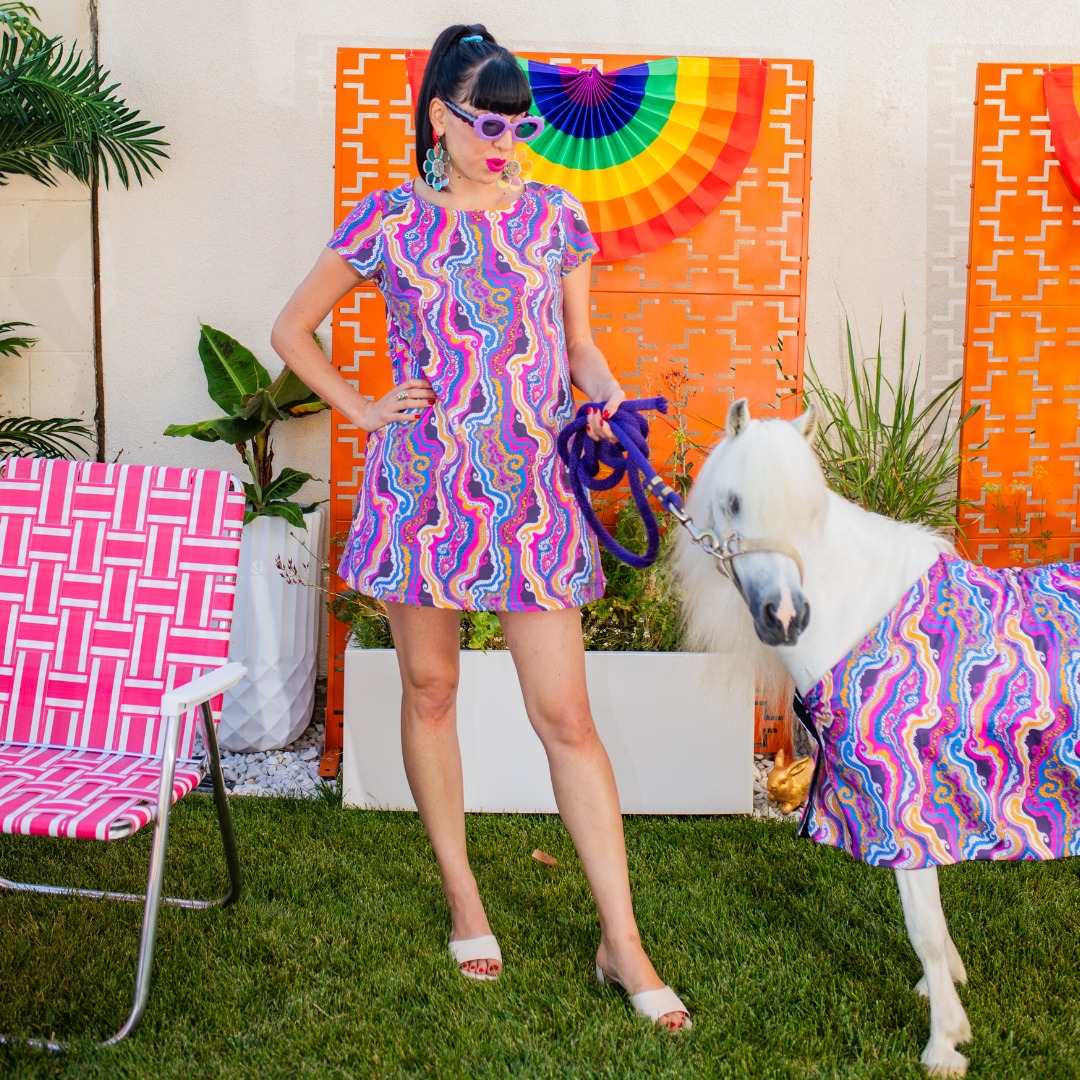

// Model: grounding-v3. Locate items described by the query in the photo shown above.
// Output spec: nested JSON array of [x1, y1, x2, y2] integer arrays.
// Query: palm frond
[[0, 414, 93, 459], [0, 319, 36, 357], [0, 29, 168, 187], [0, 3, 44, 45]]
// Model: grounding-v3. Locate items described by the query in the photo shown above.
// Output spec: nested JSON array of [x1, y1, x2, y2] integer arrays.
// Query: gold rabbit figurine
[[766, 747, 813, 814]]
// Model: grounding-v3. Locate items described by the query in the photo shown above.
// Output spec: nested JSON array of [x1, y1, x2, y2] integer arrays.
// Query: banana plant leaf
[[163, 415, 264, 445], [241, 386, 289, 425], [243, 500, 307, 529], [198, 324, 269, 415], [259, 466, 311, 503], [168, 322, 328, 527], [270, 366, 330, 415]]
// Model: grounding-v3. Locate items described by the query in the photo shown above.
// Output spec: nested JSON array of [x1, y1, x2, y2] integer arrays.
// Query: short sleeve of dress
[[327, 191, 386, 281], [559, 190, 599, 274]]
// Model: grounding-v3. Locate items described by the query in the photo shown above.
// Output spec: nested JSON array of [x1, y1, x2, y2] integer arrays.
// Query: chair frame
[[0, 662, 246, 1050]]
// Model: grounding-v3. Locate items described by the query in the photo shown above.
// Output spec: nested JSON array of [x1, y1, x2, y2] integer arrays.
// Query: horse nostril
[[763, 601, 779, 628], [798, 601, 811, 632]]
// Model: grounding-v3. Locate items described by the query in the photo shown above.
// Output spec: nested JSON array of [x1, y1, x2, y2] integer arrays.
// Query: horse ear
[[791, 402, 818, 442], [726, 398, 751, 439]]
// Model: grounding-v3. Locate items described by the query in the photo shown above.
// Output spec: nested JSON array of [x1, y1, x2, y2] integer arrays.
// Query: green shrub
[[804, 312, 978, 532]]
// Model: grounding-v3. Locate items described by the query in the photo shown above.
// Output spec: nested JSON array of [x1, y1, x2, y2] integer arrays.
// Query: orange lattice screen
[[960, 65, 1080, 568], [326, 52, 814, 756]]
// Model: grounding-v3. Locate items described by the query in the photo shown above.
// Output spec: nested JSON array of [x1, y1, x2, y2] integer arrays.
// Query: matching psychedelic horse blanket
[[799, 554, 1080, 869]]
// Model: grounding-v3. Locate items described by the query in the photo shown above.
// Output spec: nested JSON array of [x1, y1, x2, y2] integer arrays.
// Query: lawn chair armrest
[[160, 663, 247, 717]]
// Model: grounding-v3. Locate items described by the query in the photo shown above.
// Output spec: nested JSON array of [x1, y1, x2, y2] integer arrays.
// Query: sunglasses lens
[[516, 121, 540, 140], [480, 118, 505, 138]]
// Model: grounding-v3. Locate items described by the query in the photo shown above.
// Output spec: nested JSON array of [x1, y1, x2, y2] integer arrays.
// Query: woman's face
[[430, 97, 524, 187]]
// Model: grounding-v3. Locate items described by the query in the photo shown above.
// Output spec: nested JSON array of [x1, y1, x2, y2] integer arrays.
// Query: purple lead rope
[[556, 397, 685, 569]]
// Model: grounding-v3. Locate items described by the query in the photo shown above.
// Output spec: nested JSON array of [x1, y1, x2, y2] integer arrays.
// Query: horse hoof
[[922, 1046, 968, 1076]]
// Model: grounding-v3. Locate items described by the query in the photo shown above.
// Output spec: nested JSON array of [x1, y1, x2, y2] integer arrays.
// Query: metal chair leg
[[98, 710, 182, 1047], [198, 701, 242, 906], [103, 704, 242, 1047], [1, 708, 244, 1049]]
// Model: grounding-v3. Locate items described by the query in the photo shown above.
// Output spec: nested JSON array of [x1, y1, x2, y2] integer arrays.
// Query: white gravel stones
[[194, 719, 327, 799], [751, 753, 792, 822]]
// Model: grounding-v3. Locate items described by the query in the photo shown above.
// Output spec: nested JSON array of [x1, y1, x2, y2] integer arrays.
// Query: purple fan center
[[560, 66, 618, 107]]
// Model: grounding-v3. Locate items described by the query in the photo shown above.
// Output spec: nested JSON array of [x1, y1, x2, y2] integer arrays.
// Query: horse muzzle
[[747, 583, 811, 646]]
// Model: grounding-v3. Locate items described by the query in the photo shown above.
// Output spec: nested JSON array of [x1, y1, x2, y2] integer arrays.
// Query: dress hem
[[341, 573, 605, 613]]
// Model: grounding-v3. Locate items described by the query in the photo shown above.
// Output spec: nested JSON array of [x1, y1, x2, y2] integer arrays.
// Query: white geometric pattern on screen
[[0, 458, 245, 840]]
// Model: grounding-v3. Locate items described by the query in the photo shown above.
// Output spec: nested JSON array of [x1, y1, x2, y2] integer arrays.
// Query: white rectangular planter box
[[342, 648, 753, 815]]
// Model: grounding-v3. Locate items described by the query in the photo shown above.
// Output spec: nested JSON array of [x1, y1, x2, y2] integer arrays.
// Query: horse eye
[[728, 495, 740, 516]]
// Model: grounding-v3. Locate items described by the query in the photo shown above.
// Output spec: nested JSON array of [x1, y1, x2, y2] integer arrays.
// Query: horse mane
[[673, 416, 953, 700]]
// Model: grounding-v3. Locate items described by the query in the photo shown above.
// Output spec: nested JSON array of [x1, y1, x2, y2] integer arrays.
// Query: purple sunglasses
[[441, 98, 545, 142]]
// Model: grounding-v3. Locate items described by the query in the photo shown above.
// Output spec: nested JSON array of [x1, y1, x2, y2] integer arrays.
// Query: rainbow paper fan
[[404, 54, 767, 262], [1045, 67, 1080, 201], [520, 57, 766, 262]]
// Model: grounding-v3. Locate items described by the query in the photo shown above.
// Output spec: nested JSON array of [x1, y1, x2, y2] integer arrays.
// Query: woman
[[271, 24, 690, 1030]]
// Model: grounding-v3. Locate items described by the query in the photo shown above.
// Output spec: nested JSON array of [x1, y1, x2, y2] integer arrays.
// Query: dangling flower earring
[[424, 133, 452, 191], [498, 145, 533, 192]]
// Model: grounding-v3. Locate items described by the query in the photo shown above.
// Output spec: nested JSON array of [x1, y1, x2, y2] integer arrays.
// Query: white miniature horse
[[677, 399, 972, 1076]]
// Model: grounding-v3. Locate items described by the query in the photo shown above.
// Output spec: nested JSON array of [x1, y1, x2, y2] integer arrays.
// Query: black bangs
[[466, 56, 533, 116]]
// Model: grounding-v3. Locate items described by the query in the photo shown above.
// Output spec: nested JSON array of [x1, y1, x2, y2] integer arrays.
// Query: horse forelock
[[706, 418, 829, 541]]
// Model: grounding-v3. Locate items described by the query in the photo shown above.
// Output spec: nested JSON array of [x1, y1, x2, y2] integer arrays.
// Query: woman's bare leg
[[385, 602, 500, 977], [499, 606, 687, 1028]]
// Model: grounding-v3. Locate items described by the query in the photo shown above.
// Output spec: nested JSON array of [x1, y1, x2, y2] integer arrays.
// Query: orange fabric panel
[[325, 52, 813, 751], [960, 65, 1080, 569]]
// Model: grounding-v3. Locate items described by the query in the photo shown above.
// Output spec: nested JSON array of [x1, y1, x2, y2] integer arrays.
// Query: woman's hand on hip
[[356, 378, 436, 433], [586, 382, 626, 442]]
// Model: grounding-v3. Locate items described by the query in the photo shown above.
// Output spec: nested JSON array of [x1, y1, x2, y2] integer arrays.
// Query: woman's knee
[[535, 704, 598, 752], [402, 670, 458, 727]]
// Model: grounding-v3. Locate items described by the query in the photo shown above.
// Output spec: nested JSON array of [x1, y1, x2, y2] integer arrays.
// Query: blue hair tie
[[461, 34, 483, 43]]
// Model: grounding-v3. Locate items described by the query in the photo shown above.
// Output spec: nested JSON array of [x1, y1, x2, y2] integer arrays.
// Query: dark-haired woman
[[272, 25, 690, 1030]]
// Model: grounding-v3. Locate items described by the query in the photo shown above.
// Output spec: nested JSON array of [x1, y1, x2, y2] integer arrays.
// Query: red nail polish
[[602, 410, 611, 419]]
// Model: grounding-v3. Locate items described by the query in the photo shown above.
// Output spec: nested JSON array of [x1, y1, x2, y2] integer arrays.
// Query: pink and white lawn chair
[[0, 458, 248, 1048]]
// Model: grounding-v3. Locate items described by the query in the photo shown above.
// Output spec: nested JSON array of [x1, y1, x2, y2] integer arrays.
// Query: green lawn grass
[[2, 796, 1079, 1079]]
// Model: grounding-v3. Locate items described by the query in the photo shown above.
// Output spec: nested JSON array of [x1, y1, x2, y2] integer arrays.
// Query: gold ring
[[395, 391, 409, 401]]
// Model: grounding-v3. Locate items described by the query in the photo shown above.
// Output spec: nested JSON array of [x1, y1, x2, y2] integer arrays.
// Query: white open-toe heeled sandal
[[595, 963, 692, 1030], [449, 934, 502, 981]]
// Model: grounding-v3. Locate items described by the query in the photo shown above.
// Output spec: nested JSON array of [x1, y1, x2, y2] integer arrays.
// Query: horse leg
[[895, 867, 972, 1077], [912, 868, 968, 995], [916, 938, 968, 996]]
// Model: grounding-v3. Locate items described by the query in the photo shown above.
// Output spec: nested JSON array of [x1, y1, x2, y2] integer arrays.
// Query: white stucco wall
[[0, 0, 95, 437], [92, 0, 1080, 477]]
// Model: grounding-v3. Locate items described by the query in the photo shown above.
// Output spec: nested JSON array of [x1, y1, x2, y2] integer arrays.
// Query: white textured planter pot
[[220, 508, 324, 753], [343, 649, 753, 814]]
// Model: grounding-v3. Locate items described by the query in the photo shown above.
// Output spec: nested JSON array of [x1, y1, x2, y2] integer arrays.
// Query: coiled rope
[[556, 397, 684, 569]]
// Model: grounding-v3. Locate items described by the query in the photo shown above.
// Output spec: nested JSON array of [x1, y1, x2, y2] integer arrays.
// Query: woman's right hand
[[355, 377, 436, 433]]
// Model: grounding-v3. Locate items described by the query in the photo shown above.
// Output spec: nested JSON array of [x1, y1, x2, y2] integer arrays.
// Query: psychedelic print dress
[[797, 554, 1080, 869], [328, 181, 604, 610]]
